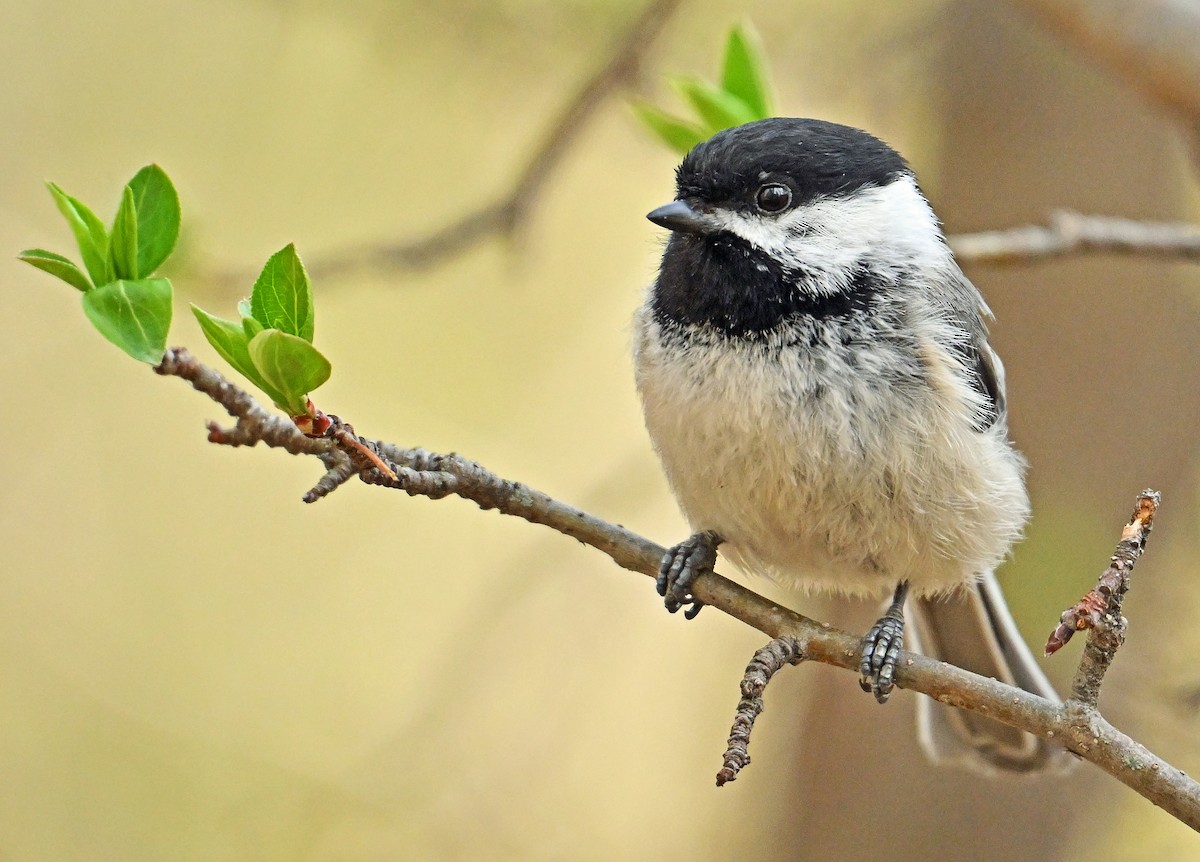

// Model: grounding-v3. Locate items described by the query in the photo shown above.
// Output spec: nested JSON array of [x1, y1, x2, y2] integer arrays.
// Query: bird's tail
[[908, 572, 1072, 773]]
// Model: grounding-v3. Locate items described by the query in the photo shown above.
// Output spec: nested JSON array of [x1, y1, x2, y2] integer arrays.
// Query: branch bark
[[1045, 491, 1159, 709], [716, 636, 805, 786], [154, 347, 1200, 832]]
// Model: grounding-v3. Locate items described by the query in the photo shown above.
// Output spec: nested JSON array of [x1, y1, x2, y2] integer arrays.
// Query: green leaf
[[250, 244, 314, 342], [236, 298, 264, 338], [125, 165, 180, 275], [241, 314, 263, 339], [80, 277, 172, 363], [671, 76, 757, 133], [721, 22, 773, 120], [110, 185, 139, 279], [47, 182, 112, 286], [18, 248, 92, 292], [191, 305, 286, 405], [247, 329, 331, 415], [630, 102, 709, 155]]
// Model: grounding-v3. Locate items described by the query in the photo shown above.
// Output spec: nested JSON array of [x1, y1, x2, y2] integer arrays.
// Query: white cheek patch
[[707, 177, 953, 294]]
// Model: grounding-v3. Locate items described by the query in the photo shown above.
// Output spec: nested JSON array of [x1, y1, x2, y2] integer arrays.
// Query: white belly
[[634, 311, 1029, 599]]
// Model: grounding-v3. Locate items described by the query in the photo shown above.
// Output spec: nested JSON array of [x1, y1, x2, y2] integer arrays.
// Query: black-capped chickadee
[[636, 117, 1065, 773]]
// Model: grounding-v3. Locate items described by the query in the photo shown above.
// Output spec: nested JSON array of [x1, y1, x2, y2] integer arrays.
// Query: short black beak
[[646, 200, 718, 235]]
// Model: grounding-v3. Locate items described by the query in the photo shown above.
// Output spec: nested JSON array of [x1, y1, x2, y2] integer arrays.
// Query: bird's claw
[[859, 611, 905, 703], [657, 530, 721, 619], [859, 581, 910, 703]]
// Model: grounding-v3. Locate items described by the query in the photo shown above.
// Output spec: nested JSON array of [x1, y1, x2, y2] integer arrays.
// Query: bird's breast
[[633, 308, 1028, 598]]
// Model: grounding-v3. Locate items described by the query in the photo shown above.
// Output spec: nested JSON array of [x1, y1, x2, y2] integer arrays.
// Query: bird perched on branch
[[635, 117, 1065, 772]]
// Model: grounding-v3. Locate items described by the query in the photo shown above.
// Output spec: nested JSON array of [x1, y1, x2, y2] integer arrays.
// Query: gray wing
[[922, 267, 1007, 431], [968, 336, 1006, 431]]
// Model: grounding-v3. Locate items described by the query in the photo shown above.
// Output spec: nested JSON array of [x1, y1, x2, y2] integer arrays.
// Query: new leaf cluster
[[193, 245, 330, 418], [20, 167, 331, 419], [20, 166, 179, 363], [632, 22, 775, 155]]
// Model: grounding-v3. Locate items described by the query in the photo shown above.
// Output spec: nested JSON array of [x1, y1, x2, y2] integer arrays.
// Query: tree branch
[[715, 636, 805, 786], [949, 211, 1200, 264], [153, 347, 1200, 831]]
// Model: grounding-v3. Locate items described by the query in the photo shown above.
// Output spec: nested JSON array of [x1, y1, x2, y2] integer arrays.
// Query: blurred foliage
[[632, 21, 774, 154]]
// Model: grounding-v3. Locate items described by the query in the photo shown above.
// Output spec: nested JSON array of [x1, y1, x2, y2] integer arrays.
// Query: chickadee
[[635, 117, 1065, 773]]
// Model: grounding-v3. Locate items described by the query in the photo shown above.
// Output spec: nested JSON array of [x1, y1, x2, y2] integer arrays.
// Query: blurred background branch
[[1005, 0, 1200, 122], [951, 211, 1200, 263], [211, 0, 684, 286], [199, 0, 1200, 287]]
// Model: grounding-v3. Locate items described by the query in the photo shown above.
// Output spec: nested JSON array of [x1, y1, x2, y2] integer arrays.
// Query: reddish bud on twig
[[1045, 490, 1159, 656]]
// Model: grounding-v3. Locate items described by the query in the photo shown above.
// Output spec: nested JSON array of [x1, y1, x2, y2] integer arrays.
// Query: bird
[[634, 116, 1065, 772]]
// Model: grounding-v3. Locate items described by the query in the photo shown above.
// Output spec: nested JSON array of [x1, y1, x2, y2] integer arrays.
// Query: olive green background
[[4, 0, 1200, 858]]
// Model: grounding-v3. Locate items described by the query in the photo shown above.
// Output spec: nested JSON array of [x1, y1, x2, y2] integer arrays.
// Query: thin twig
[[156, 348, 335, 459], [329, 419, 398, 481], [716, 636, 805, 786], [303, 459, 358, 503], [153, 350, 1200, 831], [1046, 491, 1160, 708], [950, 211, 1200, 264]]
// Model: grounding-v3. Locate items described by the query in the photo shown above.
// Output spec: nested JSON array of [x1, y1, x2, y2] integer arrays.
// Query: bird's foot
[[859, 580, 910, 703], [657, 530, 722, 620]]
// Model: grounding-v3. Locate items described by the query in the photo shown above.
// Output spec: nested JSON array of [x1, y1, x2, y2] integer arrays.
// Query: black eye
[[755, 183, 792, 213]]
